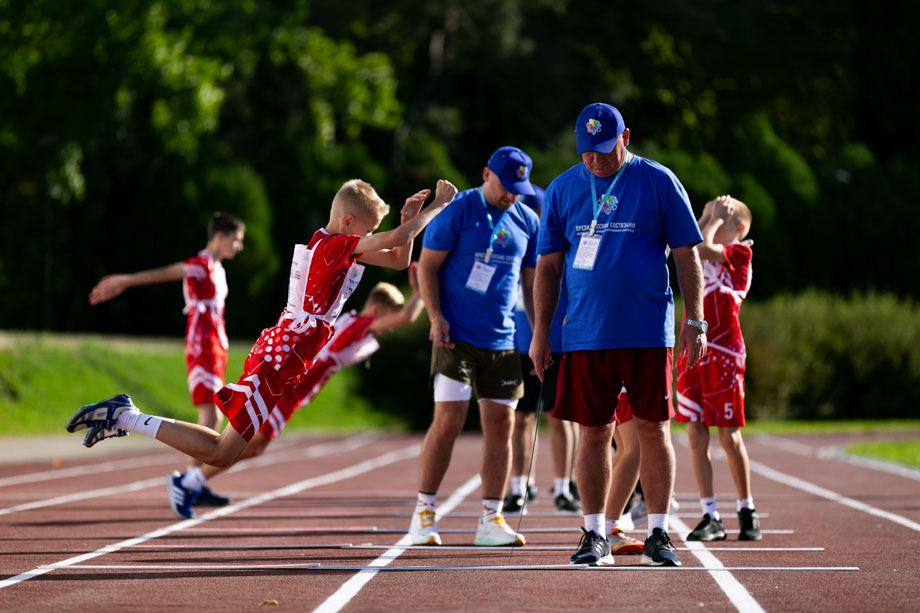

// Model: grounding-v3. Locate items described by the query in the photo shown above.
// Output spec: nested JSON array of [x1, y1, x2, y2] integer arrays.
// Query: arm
[[417, 247, 453, 348], [520, 265, 536, 331], [672, 244, 707, 368], [358, 188, 430, 269], [368, 262, 426, 334], [88, 261, 185, 305], [528, 251, 564, 381], [696, 195, 734, 262], [356, 180, 457, 269]]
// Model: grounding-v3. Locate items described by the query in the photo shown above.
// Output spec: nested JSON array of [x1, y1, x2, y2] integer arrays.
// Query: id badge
[[573, 234, 601, 270], [466, 260, 497, 294]]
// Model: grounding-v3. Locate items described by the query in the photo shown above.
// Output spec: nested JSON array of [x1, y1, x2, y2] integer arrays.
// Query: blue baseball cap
[[575, 103, 626, 155], [487, 146, 536, 196], [520, 185, 544, 211]]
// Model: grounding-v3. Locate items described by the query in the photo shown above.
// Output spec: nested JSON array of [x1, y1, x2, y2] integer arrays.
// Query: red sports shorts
[[675, 356, 746, 428]]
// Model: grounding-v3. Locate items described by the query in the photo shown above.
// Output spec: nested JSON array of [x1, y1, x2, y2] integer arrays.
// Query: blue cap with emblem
[[487, 146, 536, 196], [575, 103, 626, 155]]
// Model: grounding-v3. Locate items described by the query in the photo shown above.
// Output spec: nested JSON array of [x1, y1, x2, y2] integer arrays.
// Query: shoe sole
[[687, 533, 727, 542], [640, 554, 682, 567], [738, 533, 762, 541], [473, 536, 526, 547], [609, 544, 644, 554], [410, 535, 442, 546], [571, 553, 615, 566]]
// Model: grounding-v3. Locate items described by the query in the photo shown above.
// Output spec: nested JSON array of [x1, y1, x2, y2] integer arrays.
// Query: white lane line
[[0, 442, 420, 590], [0, 453, 176, 488], [748, 459, 920, 533], [0, 434, 375, 517], [40, 563, 858, 572], [670, 516, 767, 613], [127, 543, 822, 552], [312, 475, 481, 613]]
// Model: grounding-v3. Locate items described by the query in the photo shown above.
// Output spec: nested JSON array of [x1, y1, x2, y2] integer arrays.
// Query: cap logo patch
[[516, 165, 528, 180], [586, 118, 602, 135]]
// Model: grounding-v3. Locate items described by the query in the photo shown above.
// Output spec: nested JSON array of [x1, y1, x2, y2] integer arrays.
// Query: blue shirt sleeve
[[537, 180, 568, 255]]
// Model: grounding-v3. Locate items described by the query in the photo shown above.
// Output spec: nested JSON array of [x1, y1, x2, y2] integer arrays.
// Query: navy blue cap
[[487, 146, 536, 196], [520, 185, 544, 211], [575, 103, 626, 154]]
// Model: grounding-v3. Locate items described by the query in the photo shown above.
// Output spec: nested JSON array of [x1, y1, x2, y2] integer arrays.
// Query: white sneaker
[[474, 514, 525, 546], [618, 512, 635, 531], [409, 508, 441, 545]]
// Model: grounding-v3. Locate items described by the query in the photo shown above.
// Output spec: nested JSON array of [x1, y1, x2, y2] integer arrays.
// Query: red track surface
[[1, 430, 918, 612]]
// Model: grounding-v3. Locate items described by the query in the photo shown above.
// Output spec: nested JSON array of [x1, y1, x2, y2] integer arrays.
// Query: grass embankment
[[0, 332, 406, 436], [844, 440, 920, 470]]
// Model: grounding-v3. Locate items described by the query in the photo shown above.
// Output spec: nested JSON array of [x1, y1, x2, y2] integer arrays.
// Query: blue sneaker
[[641, 528, 682, 567], [66, 394, 135, 433], [83, 426, 129, 448], [194, 486, 231, 507], [166, 471, 198, 519]]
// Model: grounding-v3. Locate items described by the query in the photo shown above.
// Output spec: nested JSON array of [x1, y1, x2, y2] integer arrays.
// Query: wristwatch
[[685, 319, 708, 334]]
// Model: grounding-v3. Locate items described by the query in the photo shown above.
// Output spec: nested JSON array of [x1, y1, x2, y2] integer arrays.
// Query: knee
[[431, 415, 464, 441], [718, 428, 743, 452], [687, 424, 710, 450]]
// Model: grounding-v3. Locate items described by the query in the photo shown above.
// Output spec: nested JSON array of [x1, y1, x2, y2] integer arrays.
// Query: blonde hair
[[332, 179, 390, 221], [365, 282, 405, 311], [731, 198, 752, 240]]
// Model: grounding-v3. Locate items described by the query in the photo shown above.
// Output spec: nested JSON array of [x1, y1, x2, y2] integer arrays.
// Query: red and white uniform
[[676, 241, 753, 427], [216, 230, 364, 440], [183, 250, 230, 405], [259, 310, 378, 439]]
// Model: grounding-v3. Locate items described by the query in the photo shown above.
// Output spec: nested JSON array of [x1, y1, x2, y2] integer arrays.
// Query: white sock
[[510, 476, 526, 496], [647, 513, 668, 536], [701, 497, 720, 520], [584, 513, 605, 536], [115, 409, 173, 438], [416, 492, 437, 510], [737, 497, 755, 512], [605, 518, 619, 535], [553, 477, 571, 497], [482, 498, 502, 519], [180, 466, 207, 491]]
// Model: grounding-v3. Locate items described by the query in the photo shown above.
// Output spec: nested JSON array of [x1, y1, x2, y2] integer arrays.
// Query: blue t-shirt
[[538, 155, 702, 350], [423, 187, 540, 350], [515, 281, 566, 354]]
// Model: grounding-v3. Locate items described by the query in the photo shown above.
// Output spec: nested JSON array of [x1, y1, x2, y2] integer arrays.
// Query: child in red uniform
[[88, 212, 245, 507], [675, 194, 760, 541], [68, 179, 456, 518], [178, 264, 425, 507]]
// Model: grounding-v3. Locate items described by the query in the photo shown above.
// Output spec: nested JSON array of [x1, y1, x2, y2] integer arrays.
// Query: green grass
[[844, 440, 920, 470], [0, 332, 405, 436], [738, 419, 920, 435]]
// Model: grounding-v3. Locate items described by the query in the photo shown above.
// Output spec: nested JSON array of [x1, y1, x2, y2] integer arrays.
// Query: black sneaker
[[686, 514, 726, 541], [502, 493, 526, 515], [641, 528, 682, 566], [526, 483, 538, 501], [738, 508, 762, 541], [554, 491, 582, 513], [570, 528, 613, 566], [195, 486, 231, 507]]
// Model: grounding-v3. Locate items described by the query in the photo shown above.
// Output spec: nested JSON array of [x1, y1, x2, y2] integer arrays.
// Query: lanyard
[[589, 152, 632, 235], [478, 186, 509, 263]]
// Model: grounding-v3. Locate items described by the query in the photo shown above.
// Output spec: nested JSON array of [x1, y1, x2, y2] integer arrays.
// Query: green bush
[[742, 291, 920, 419]]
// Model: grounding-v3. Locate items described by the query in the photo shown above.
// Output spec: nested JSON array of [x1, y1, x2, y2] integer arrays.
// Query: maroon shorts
[[553, 348, 674, 427]]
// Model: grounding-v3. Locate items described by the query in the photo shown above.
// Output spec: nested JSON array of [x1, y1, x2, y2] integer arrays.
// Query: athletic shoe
[[737, 508, 762, 541], [570, 528, 614, 566], [617, 511, 635, 531], [630, 499, 647, 525], [82, 426, 128, 448], [502, 493, 526, 516], [686, 514, 727, 541], [194, 486, 231, 507], [474, 514, 525, 546], [554, 491, 582, 513], [569, 481, 580, 501], [526, 483, 538, 501], [166, 471, 198, 520], [66, 394, 135, 433], [409, 508, 441, 545], [607, 527, 644, 554], [640, 528, 682, 567]]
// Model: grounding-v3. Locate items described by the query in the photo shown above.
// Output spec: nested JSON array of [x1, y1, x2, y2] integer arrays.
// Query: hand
[[711, 194, 734, 220], [401, 189, 430, 224], [429, 315, 454, 349], [408, 261, 419, 292], [528, 335, 554, 383], [433, 179, 458, 205], [677, 324, 707, 369], [89, 275, 129, 305]]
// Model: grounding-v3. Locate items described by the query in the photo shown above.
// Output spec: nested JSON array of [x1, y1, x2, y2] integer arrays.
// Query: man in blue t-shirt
[[530, 103, 707, 567], [409, 146, 540, 547]]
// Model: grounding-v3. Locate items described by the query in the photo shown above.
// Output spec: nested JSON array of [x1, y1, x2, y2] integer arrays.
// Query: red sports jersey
[[700, 241, 752, 363], [216, 230, 364, 441], [183, 250, 229, 404]]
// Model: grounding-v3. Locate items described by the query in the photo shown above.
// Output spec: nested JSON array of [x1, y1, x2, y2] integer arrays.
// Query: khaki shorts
[[430, 340, 524, 400]]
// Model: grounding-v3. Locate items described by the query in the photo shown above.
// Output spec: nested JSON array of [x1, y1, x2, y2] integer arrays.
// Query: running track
[[1, 430, 918, 612]]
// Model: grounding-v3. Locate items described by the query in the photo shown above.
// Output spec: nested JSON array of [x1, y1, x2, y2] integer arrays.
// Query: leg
[[606, 419, 640, 520], [687, 422, 715, 499], [510, 411, 536, 486], [417, 400, 469, 494], [633, 417, 676, 516], [201, 432, 272, 481], [156, 419, 249, 468], [549, 414, 573, 488], [575, 423, 615, 515], [187, 402, 223, 469], [718, 427, 752, 500], [478, 399, 515, 500]]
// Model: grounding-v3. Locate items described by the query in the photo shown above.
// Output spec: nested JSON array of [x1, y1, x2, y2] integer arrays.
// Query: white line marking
[[670, 516, 767, 613], [748, 459, 920, 533], [0, 453, 176, 488], [312, 474, 481, 613], [0, 442, 420, 590], [126, 543, 822, 552], [39, 563, 859, 572]]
